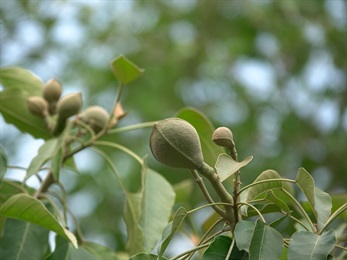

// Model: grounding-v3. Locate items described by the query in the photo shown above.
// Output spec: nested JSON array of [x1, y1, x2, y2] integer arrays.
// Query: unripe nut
[[78, 106, 110, 133], [43, 79, 62, 103], [212, 127, 234, 148], [27, 96, 49, 117], [150, 117, 204, 170], [56, 93, 82, 120]]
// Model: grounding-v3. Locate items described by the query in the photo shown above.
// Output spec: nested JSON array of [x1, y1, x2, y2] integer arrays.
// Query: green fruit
[[43, 79, 62, 103], [27, 96, 49, 117], [79, 106, 110, 133], [212, 127, 234, 148], [56, 93, 82, 120], [150, 117, 204, 170]]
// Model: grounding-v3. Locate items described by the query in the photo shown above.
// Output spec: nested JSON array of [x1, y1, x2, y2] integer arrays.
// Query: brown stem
[[34, 171, 55, 198]]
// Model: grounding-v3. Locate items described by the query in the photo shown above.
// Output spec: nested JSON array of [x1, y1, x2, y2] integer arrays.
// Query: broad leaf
[[0, 180, 35, 205], [0, 89, 51, 139], [203, 235, 248, 260], [177, 107, 225, 167], [25, 138, 59, 181], [264, 190, 291, 215], [0, 147, 7, 180], [249, 219, 283, 260], [47, 235, 70, 260], [234, 220, 255, 252], [172, 179, 194, 203], [0, 218, 49, 260], [157, 206, 187, 257], [130, 253, 168, 260], [111, 55, 144, 84], [287, 230, 336, 260], [0, 67, 43, 95], [296, 168, 332, 231], [0, 193, 78, 248], [215, 153, 253, 182], [247, 170, 283, 201]]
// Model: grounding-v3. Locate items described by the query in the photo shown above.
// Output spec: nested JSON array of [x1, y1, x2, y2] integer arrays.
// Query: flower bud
[[43, 79, 62, 103], [78, 106, 110, 133], [150, 117, 204, 170], [27, 96, 49, 117], [212, 127, 234, 148], [56, 93, 82, 120]]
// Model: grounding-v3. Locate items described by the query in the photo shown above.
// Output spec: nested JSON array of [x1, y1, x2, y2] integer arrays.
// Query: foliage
[[1, 56, 346, 259]]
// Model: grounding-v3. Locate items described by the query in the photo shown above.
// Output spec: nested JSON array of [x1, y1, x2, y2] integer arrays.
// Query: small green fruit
[[56, 93, 82, 120], [79, 106, 110, 133], [27, 96, 49, 117], [43, 79, 62, 103], [212, 127, 234, 148], [150, 117, 204, 170]]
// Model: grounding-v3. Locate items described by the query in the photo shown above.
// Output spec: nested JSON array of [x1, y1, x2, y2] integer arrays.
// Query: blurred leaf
[[172, 179, 194, 203], [0, 147, 7, 180], [215, 153, 253, 182], [25, 138, 59, 181], [202, 211, 221, 233], [203, 235, 248, 260], [331, 194, 347, 221], [80, 242, 119, 259], [0, 218, 49, 260], [130, 253, 168, 260], [0, 193, 78, 248], [247, 170, 283, 201], [234, 220, 255, 252], [296, 168, 332, 231], [249, 219, 283, 260], [0, 180, 25, 205], [287, 230, 336, 260], [0, 67, 43, 95], [47, 235, 69, 260], [111, 55, 144, 84], [0, 89, 51, 139], [157, 206, 187, 257]]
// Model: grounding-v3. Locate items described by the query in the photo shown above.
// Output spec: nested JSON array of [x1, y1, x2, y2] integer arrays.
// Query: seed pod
[[150, 117, 204, 170], [27, 96, 49, 117], [56, 93, 82, 120], [212, 127, 234, 148], [79, 106, 110, 133], [43, 79, 62, 103]]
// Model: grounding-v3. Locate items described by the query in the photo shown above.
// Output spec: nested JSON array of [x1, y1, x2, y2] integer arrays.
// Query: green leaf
[[46, 235, 70, 260], [80, 242, 119, 259], [157, 206, 188, 257], [264, 190, 291, 215], [130, 253, 168, 260], [124, 168, 175, 255], [25, 138, 59, 181], [215, 153, 253, 182], [111, 55, 144, 84], [0, 89, 51, 139], [247, 170, 283, 201], [0, 180, 36, 206], [249, 219, 283, 260], [177, 107, 225, 167], [287, 230, 336, 260], [0, 147, 7, 180], [234, 220, 255, 252], [296, 168, 332, 231], [0, 67, 44, 95], [0, 218, 50, 260], [172, 179, 194, 203], [203, 236, 248, 260], [0, 193, 78, 248]]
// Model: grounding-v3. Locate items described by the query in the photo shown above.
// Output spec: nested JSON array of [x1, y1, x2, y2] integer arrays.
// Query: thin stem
[[171, 243, 211, 260], [34, 171, 55, 198], [107, 121, 156, 134], [40, 193, 66, 227], [191, 170, 225, 217], [320, 203, 347, 234], [238, 178, 297, 195], [226, 237, 235, 259], [237, 202, 267, 223], [287, 213, 310, 231]]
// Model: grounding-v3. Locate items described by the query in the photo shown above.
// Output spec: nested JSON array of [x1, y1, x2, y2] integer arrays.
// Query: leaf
[[172, 179, 194, 203], [0, 66, 44, 95], [203, 236, 248, 260], [296, 168, 332, 231], [0, 147, 7, 180], [0, 180, 36, 205], [157, 206, 188, 257], [287, 230, 336, 260], [25, 138, 59, 181], [111, 55, 144, 84], [247, 170, 283, 202], [130, 253, 168, 260], [215, 153, 253, 182], [46, 235, 70, 260], [177, 107, 225, 167], [0, 218, 50, 260], [81, 241, 119, 259], [249, 219, 283, 260], [264, 190, 291, 215], [234, 220, 256, 252], [0, 89, 51, 139], [0, 193, 78, 248]]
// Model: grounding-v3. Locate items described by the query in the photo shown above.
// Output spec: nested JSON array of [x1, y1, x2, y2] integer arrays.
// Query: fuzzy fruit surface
[[43, 79, 62, 103], [56, 93, 82, 120], [27, 96, 48, 117], [79, 106, 110, 133], [212, 127, 234, 148], [150, 117, 204, 170]]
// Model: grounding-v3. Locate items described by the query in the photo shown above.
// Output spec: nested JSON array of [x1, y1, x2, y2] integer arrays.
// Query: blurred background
[[1, 0, 346, 255]]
